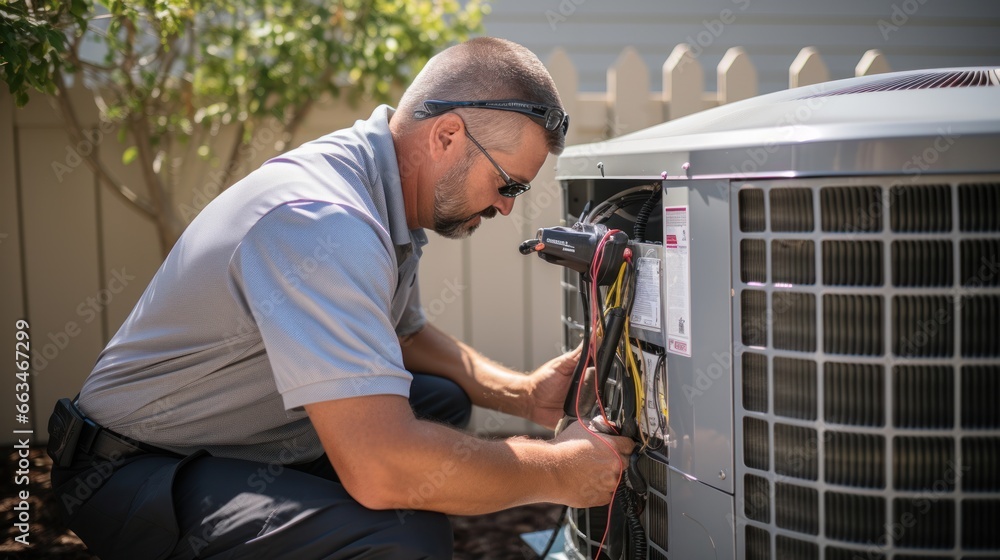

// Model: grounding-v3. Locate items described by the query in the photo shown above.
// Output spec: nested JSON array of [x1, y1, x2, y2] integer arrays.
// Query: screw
[[719, 470, 727, 480]]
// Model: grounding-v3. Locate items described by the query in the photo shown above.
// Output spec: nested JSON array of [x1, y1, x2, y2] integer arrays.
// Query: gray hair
[[396, 37, 565, 156]]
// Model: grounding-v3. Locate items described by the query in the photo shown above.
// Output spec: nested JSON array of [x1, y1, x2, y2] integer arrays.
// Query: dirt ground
[[1, 450, 563, 559]]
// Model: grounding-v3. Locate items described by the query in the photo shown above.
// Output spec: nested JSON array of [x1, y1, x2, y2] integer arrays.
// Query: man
[[48, 37, 633, 559]]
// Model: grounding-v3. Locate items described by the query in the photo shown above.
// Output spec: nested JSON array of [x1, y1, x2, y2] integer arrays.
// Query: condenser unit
[[550, 67, 1000, 560]]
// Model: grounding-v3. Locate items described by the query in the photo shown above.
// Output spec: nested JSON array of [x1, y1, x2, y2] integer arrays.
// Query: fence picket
[[718, 47, 758, 104], [609, 47, 653, 135], [789, 47, 830, 88], [663, 44, 704, 121], [856, 49, 891, 77]]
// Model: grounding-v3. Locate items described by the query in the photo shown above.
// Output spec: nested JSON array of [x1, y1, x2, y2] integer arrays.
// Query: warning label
[[631, 257, 661, 330], [664, 206, 692, 357]]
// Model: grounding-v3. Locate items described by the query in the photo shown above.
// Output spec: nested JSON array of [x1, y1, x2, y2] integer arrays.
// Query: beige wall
[[0, 46, 887, 442]]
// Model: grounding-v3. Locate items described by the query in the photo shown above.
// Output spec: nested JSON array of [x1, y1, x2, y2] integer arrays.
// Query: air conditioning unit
[[549, 67, 1000, 560]]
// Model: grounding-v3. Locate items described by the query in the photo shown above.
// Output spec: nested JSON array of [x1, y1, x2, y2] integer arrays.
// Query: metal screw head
[[719, 470, 727, 480]]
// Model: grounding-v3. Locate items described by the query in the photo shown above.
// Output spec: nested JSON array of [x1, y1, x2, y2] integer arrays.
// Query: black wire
[[622, 486, 647, 560], [622, 261, 637, 316], [587, 189, 653, 225], [564, 276, 592, 418], [652, 353, 667, 446], [632, 186, 662, 242], [536, 505, 570, 559], [593, 280, 607, 335]]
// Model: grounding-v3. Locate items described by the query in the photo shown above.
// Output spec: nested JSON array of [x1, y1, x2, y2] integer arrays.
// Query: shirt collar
[[364, 104, 419, 248]]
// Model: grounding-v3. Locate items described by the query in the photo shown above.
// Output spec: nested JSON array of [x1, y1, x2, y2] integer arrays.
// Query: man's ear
[[427, 113, 464, 162]]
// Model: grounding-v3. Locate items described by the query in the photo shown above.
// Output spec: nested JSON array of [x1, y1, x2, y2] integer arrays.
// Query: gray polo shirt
[[78, 105, 426, 464]]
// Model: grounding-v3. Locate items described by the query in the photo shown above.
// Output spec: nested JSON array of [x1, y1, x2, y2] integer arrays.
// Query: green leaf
[[122, 146, 138, 165]]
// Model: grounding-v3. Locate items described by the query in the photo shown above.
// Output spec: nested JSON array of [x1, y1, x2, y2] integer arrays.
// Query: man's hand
[[523, 345, 583, 429], [549, 420, 635, 508]]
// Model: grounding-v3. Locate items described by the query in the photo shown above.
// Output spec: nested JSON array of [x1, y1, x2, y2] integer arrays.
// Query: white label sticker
[[630, 257, 661, 330], [664, 206, 692, 357]]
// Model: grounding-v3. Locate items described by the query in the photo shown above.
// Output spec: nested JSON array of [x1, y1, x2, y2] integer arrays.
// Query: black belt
[[72, 401, 176, 463]]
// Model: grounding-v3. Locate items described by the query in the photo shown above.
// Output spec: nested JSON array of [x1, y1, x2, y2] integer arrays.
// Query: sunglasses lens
[[542, 110, 568, 135], [499, 182, 530, 197], [545, 111, 561, 131]]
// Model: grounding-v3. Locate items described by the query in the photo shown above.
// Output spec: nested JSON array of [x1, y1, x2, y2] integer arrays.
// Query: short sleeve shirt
[[78, 106, 425, 464]]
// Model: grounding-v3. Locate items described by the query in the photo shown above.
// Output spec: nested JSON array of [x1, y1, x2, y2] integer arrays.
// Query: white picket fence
[[546, 44, 891, 142]]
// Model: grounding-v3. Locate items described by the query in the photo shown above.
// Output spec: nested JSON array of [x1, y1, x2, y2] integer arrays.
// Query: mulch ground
[[1, 450, 563, 559]]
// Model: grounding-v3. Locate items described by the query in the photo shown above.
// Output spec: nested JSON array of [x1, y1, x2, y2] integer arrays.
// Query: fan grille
[[802, 70, 999, 98], [736, 177, 1000, 558]]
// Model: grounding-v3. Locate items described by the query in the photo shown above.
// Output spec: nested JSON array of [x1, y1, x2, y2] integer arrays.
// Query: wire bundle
[[562, 184, 665, 560]]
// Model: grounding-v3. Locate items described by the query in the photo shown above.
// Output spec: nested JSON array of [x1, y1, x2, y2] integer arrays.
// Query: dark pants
[[50, 373, 472, 560]]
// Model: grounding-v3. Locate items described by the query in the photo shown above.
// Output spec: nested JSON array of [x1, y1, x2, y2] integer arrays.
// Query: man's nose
[[495, 195, 515, 216]]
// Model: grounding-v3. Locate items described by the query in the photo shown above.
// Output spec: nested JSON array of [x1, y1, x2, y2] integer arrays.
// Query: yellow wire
[[604, 262, 627, 309], [601, 261, 659, 450]]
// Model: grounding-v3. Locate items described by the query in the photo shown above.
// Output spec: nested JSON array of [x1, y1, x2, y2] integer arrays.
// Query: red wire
[[574, 229, 624, 560], [588, 230, 620, 428], [573, 362, 625, 560]]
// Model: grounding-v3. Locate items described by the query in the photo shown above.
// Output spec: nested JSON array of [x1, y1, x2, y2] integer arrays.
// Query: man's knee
[[389, 510, 454, 560], [411, 374, 472, 429], [439, 380, 472, 429]]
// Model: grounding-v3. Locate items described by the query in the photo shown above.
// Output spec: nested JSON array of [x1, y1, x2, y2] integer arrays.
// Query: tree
[[1, 0, 484, 255]]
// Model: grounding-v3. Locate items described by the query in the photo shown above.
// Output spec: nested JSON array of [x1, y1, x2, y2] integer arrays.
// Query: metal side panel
[[668, 466, 736, 560], [663, 180, 734, 493]]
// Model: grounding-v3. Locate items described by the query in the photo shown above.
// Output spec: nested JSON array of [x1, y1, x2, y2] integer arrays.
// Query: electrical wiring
[[588, 196, 653, 226], [643, 352, 668, 452], [635, 343, 664, 444], [588, 229, 620, 427], [582, 184, 659, 224], [617, 257, 648, 451], [544, 183, 662, 560], [580, 227, 632, 560], [655, 352, 668, 429], [560, 216, 653, 560], [632, 186, 663, 243], [634, 345, 654, 447], [599, 254, 653, 456], [572, 318, 624, 560]]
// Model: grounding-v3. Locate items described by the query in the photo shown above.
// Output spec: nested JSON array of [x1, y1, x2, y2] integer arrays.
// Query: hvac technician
[[47, 37, 634, 559]]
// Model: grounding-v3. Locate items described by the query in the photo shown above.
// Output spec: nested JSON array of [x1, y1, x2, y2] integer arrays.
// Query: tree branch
[[53, 73, 158, 220], [128, 112, 176, 255], [272, 65, 334, 152], [152, 27, 183, 96], [216, 120, 246, 192], [277, 96, 314, 150]]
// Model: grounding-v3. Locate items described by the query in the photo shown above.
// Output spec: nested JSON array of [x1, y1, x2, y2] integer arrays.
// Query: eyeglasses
[[414, 99, 570, 136], [463, 128, 531, 198]]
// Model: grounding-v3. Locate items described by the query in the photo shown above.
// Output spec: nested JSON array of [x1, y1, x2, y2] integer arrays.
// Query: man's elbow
[[339, 463, 408, 510]]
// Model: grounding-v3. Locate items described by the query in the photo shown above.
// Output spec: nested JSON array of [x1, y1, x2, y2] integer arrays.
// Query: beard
[[432, 157, 499, 240]]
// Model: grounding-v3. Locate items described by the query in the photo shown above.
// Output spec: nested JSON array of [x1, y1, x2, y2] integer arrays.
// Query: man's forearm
[[306, 394, 627, 516], [307, 396, 581, 515], [373, 417, 563, 514], [400, 323, 530, 417]]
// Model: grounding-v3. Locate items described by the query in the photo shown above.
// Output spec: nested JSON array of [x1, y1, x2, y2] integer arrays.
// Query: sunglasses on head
[[413, 99, 570, 136]]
